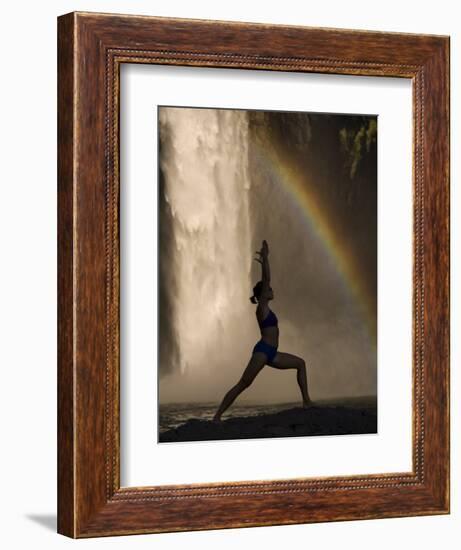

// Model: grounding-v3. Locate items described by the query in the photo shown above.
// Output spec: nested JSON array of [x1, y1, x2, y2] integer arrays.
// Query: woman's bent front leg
[[268, 351, 312, 407]]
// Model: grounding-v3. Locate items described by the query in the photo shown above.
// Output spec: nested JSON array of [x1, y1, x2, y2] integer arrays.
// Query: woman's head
[[249, 280, 274, 303]]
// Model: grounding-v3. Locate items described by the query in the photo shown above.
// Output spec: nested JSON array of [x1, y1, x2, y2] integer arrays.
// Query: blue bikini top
[[258, 309, 278, 329]]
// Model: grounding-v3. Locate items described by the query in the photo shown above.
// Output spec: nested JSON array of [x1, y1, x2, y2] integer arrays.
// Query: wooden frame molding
[[58, 11, 450, 538]]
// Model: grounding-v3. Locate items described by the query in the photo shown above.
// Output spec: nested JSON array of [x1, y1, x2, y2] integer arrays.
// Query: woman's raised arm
[[255, 240, 270, 293]]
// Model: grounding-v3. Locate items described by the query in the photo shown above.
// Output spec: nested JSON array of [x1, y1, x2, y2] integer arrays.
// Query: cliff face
[[159, 403, 377, 443]]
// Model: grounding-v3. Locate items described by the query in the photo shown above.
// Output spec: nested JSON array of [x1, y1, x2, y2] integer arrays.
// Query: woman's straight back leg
[[213, 352, 268, 422]]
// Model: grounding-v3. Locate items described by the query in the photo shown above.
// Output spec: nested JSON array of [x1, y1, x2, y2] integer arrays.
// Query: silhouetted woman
[[213, 239, 312, 422]]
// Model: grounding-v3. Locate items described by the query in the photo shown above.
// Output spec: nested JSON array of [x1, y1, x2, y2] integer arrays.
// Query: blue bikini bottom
[[252, 339, 278, 363]]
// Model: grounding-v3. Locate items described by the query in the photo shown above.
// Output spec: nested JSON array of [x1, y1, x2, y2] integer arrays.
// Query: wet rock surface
[[159, 404, 377, 443]]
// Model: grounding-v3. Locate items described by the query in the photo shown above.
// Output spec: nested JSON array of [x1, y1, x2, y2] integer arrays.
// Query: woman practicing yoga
[[213, 239, 312, 423]]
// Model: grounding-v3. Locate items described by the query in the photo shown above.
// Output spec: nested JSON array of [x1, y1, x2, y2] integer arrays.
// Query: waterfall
[[159, 108, 255, 396]]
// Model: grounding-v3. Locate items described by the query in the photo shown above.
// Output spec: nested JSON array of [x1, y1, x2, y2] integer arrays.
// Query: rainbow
[[253, 136, 377, 348]]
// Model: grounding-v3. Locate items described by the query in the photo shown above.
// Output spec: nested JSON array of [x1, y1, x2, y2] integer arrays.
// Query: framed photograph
[[57, 12, 450, 538], [155, 105, 378, 444]]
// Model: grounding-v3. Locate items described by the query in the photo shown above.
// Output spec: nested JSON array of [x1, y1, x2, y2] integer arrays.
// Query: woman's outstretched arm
[[256, 240, 270, 293], [261, 252, 270, 288]]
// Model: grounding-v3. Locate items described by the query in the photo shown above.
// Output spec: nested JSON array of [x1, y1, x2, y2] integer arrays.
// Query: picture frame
[[57, 11, 450, 538]]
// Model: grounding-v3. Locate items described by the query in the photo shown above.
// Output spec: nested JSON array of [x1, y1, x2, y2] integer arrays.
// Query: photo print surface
[[157, 106, 377, 443]]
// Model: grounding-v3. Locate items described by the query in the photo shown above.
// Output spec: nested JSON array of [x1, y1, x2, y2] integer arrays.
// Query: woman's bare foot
[[302, 399, 313, 409], [212, 414, 222, 424]]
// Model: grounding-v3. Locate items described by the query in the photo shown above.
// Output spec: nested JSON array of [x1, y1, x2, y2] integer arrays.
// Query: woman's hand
[[262, 239, 269, 257], [254, 240, 269, 264]]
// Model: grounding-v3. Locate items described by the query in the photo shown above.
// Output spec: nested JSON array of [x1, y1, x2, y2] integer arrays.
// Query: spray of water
[[159, 108, 257, 400]]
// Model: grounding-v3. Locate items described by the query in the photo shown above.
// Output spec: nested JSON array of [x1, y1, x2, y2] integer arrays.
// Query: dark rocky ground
[[159, 403, 377, 443]]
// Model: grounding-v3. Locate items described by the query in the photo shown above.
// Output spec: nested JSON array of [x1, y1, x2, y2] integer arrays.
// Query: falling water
[[158, 108, 256, 398]]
